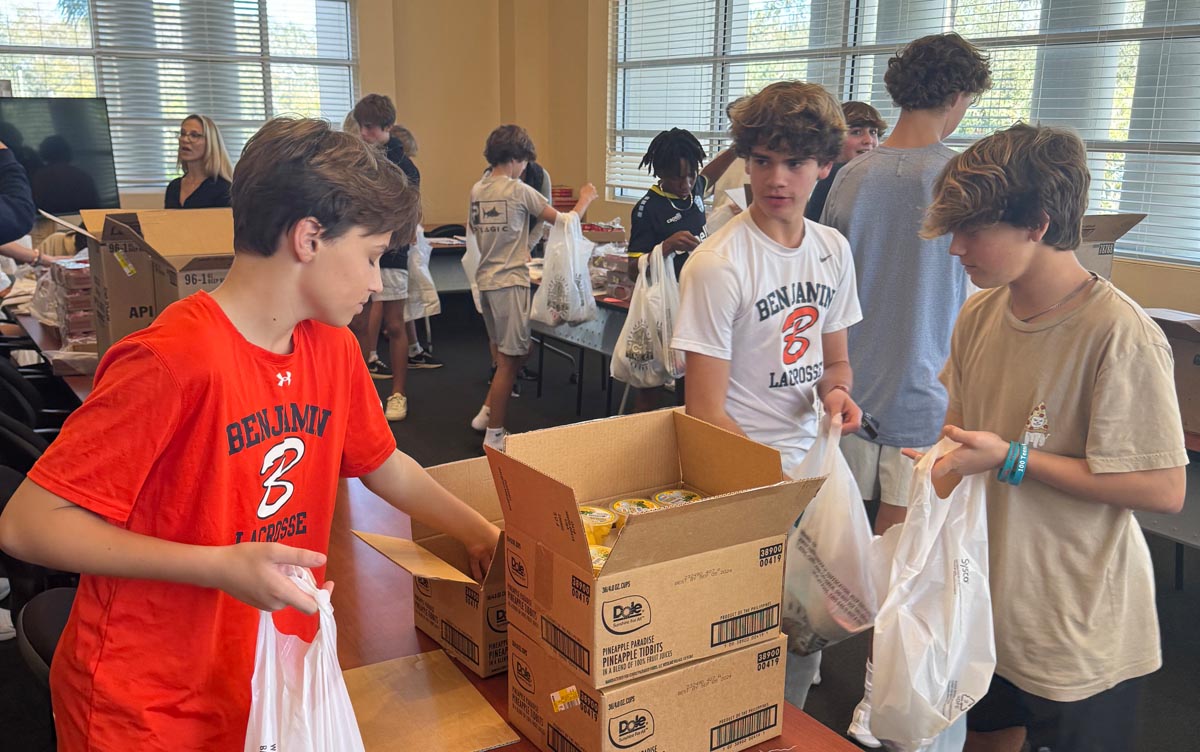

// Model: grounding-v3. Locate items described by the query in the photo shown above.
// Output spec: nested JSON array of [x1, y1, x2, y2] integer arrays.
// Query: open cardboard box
[[354, 457, 509, 678], [486, 409, 822, 689], [1077, 213, 1145, 278], [78, 208, 233, 353], [509, 627, 786, 752], [1147, 308, 1200, 434]]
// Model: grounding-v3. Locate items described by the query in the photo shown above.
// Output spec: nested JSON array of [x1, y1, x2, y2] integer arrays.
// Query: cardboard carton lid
[[78, 208, 133, 235], [1147, 308, 1200, 342], [353, 530, 478, 585], [1081, 213, 1146, 244], [133, 209, 233, 257], [674, 410, 784, 492], [602, 478, 822, 576]]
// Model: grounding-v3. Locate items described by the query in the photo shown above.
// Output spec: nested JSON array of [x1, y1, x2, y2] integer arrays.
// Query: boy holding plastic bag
[[671, 81, 864, 708], [913, 123, 1187, 752], [0, 119, 501, 751]]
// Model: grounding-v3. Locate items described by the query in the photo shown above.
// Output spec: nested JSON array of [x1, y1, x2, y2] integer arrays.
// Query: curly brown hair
[[484, 124, 537, 166], [885, 33, 992, 111], [841, 101, 887, 134], [922, 123, 1090, 250], [231, 118, 419, 256], [730, 81, 845, 164], [352, 93, 396, 129]]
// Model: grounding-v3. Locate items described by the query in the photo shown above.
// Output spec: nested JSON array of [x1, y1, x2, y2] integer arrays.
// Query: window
[[0, 0, 357, 189], [610, 0, 1200, 265]]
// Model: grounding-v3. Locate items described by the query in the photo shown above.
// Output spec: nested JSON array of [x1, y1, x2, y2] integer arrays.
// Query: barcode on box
[[710, 605, 779, 647], [541, 617, 591, 673], [710, 705, 779, 750], [441, 620, 480, 665], [548, 724, 584, 752]]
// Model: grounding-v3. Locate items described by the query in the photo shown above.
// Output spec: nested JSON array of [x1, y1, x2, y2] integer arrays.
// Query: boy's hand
[[820, 388, 862, 435], [901, 425, 1008, 478], [579, 183, 598, 204], [663, 231, 701, 255], [465, 522, 502, 581], [210, 543, 327, 615]]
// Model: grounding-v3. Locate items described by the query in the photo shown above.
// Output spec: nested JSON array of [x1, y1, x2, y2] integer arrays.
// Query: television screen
[[0, 97, 120, 214]]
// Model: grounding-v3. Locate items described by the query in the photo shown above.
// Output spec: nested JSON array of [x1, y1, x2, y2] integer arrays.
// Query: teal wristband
[[997, 441, 1019, 483], [1008, 443, 1029, 485]]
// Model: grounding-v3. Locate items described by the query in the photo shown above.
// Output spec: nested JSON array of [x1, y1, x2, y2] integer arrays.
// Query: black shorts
[[967, 673, 1144, 752]]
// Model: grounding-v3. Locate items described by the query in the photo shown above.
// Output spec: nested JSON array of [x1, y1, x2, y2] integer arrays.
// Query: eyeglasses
[[178, 130, 206, 141]]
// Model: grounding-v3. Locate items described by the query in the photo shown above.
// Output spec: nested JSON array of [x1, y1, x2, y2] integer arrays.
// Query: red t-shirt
[[27, 291, 396, 751]]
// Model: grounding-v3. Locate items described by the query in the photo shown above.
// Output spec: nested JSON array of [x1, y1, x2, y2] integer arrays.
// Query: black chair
[[16, 587, 76, 689], [0, 410, 49, 474], [0, 356, 73, 431], [425, 223, 465, 239]]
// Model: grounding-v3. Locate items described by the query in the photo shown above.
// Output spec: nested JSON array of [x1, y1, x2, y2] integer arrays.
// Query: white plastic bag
[[870, 437, 995, 752], [782, 414, 878, 655], [405, 227, 442, 322], [462, 230, 483, 314], [243, 567, 366, 752], [610, 244, 686, 388], [531, 211, 596, 326]]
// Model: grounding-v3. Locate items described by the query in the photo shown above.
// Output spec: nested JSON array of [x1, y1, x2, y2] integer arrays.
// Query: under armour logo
[[276, 371, 292, 387]]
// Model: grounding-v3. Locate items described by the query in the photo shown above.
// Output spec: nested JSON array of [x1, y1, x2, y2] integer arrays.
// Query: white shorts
[[840, 433, 931, 508], [371, 268, 409, 302]]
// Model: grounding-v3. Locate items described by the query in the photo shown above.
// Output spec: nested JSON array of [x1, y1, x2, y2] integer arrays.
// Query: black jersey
[[628, 175, 709, 254]]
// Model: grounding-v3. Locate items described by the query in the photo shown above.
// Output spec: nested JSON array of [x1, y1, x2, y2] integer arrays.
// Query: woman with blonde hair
[[165, 114, 233, 209]]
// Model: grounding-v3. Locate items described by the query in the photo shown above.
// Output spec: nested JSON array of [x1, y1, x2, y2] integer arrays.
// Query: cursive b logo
[[780, 305, 819, 365]]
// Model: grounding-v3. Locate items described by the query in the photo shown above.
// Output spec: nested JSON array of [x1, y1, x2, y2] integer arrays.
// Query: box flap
[[353, 530, 477, 584], [135, 208, 233, 260], [485, 446, 591, 572], [601, 478, 824, 575], [421, 457, 506, 539], [1147, 308, 1200, 342], [1081, 213, 1145, 244], [504, 409, 682, 500], [673, 410, 784, 491], [79, 208, 132, 235]]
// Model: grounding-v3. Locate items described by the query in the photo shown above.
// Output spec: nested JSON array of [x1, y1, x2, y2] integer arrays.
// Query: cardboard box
[[509, 626, 786, 752], [582, 227, 628, 244], [1147, 308, 1200, 434], [486, 409, 821, 688], [353, 457, 509, 678], [1077, 213, 1145, 278], [80, 208, 233, 353]]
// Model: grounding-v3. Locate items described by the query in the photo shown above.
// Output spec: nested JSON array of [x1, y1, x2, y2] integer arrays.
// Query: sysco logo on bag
[[609, 709, 655, 748], [602, 595, 651, 634], [759, 543, 783, 567], [508, 551, 528, 589]]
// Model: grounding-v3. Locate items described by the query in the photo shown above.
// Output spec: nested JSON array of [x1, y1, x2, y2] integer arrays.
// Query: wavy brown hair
[[730, 81, 845, 164], [885, 33, 992, 111], [922, 123, 1090, 250], [231, 117, 419, 256]]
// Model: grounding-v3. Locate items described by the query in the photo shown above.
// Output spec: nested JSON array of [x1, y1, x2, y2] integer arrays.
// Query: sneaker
[[0, 608, 13, 642], [384, 393, 408, 421], [368, 359, 393, 380], [471, 405, 491, 432], [517, 366, 539, 381], [408, 351, 444, 369], [0, 577, 9, 602], [483, 427, 508, 452]]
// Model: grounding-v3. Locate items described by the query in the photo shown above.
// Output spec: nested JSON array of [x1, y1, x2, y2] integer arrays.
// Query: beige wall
[[353, 0, 1195, 310]]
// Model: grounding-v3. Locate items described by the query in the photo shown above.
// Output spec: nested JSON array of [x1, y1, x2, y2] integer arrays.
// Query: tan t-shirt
[[940, 278, 1188, 702], [469, 174, 549, 291]]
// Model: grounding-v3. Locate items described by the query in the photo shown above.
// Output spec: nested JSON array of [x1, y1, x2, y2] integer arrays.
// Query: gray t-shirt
[[821, 144, 970, 446], [469, 174, 549, 291]]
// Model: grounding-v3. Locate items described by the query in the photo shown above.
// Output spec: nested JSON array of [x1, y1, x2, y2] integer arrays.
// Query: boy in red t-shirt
[[0, 118, 501, 751]]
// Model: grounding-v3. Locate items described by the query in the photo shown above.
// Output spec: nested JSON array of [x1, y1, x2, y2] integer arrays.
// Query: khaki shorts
[[840, 433, 931, 508], [371, 268, 409, 302], [481, 286, 531, 356]]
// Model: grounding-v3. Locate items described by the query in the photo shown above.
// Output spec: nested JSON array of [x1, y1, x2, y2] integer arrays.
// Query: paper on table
[[725, 187, 749, 211], [344, 650, 519, 751]]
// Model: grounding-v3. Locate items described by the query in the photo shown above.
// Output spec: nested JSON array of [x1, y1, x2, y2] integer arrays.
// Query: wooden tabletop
[[10, 313, 92, 403], [327, 479, 860, 752]]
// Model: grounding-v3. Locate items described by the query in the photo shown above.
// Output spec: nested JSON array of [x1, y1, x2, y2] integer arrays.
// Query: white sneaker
[[483, 427, 507, 452], [848, 659, 882, 748], [0, 577, 10, 601], [384, 393, 408, 421], [0, 608, 14, 642], [470, 405, 491, 432]]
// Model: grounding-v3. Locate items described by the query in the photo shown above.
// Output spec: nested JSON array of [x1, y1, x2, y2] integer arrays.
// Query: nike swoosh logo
[[819, 254, 833, 262]]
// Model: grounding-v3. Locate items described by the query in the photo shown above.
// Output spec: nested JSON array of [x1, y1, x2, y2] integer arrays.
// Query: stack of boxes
[[50, 257, 97, 352], [488, 410, 821, 752], [552, 185, 577, 213]]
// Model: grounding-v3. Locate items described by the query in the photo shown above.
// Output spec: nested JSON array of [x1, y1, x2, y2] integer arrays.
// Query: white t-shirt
[[672, 211, 862, 475]]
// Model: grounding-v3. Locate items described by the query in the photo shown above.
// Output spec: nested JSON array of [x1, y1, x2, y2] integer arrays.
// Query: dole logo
[[514, 657, 535, 693], [508, 551, 529, 589], [487, 604, 509, 632], [415, 577, 432, 597], [609, 709, 654, 748], [602, 595, 651, 635]]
